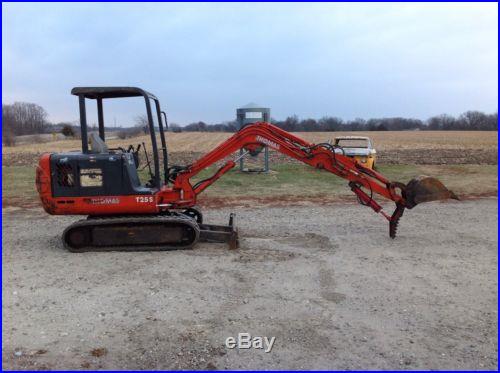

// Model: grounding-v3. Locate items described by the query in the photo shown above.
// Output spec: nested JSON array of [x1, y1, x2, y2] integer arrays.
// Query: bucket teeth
[[389, 204, 405, 239], [404, 176, 459, 209]]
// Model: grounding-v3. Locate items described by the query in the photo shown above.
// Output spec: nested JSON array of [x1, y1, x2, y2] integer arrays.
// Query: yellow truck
[[334, 136, 377, 169]]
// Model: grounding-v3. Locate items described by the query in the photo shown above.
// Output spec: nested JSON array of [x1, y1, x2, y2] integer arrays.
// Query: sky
[[2, 2, 498, 127]]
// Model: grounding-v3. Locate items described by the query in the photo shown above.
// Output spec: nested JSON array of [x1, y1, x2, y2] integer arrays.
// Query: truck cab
[[334, 136, 377, 169]]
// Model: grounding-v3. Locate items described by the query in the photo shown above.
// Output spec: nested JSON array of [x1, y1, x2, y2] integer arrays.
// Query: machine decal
[[256, 135, 280, 150], [84, 197, 120, 205], [136, 196, 154, 203]]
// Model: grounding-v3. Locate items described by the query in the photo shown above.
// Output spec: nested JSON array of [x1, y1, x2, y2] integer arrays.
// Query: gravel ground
[[2, 198, 498, 370]]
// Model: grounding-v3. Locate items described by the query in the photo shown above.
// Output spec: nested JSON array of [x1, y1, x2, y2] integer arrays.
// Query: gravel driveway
[[2, 198, 497, 370]]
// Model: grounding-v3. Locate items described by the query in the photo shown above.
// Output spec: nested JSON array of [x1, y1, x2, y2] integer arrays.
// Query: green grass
[[190, 164, 497, 198], [3, 164, 497, 206], [2, 165, 38, 202], [190, 164, 347, 198]]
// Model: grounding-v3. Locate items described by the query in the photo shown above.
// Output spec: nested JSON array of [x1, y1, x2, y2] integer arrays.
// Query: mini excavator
[[35, 87, 458, 252]]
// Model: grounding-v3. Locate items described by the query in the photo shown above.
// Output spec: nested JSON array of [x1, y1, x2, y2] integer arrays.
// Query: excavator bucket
[[388, 176, 458, 238], [404, 176, 459, 209]]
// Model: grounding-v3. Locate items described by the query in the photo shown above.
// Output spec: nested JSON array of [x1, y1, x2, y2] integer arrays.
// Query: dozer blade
[[404, 176, 459, 209], [199, 213, 239, 250]]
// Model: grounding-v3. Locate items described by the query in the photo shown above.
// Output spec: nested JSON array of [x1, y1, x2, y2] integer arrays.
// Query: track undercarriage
[[63, 208, 238, 252]]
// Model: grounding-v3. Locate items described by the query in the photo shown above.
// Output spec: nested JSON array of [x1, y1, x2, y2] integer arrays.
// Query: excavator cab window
[[79, 168, 103, 188]]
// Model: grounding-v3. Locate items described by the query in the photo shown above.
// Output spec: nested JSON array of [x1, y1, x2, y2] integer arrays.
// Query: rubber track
[[63, 214, 200, 252]]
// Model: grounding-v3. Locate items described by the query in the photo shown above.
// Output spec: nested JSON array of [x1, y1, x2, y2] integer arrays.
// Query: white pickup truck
[[333, 136, 377, 169]]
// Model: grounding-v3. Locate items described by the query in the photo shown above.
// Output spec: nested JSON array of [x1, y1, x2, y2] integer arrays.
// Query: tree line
[[2, 102, 49, 144], [177, 111, 498, 132], [2, 101, 498, 146]]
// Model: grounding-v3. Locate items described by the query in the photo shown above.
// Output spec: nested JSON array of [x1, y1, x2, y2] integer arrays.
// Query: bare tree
[[459, 111, 489, 130], [134, 115, 149, 134], [134, 114, 148, 126], [61, 124, 75, 137], [2, 102, 49, 136], [169, 123, 182, 133], [2, 128, 16, 146]]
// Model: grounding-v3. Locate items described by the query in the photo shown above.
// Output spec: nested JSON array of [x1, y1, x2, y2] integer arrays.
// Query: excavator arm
[[167, 122, 458, 238]]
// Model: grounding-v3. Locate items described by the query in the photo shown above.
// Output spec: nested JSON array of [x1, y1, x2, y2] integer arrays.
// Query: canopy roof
[[71, 86, 157, 100]]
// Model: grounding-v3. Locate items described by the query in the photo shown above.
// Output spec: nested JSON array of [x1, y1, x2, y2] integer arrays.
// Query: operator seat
[[89, 132, 109, 154]]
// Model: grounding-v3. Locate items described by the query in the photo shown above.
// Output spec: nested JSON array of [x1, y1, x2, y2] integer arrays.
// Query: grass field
[[3, 163, 497, 208], [2, 130, 497, 208]]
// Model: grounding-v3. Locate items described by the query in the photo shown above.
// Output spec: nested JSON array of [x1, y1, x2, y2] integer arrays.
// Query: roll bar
[[71, 86, 167, 189]]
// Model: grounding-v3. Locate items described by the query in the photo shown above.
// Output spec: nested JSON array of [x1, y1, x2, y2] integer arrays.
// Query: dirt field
[[3, 131, 498, 167], [2, 198, 497, 370], [4, 131, 497, 154]]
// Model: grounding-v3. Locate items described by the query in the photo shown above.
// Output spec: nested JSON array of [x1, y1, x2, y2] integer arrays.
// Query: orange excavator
[[35, 87, 458, 252]]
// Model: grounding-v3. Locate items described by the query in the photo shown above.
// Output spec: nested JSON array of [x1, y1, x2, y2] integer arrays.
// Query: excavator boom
[[166, 122, 458, 238]]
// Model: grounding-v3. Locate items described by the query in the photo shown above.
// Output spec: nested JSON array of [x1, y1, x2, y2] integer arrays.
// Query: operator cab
[[50, 87, 169, 199]]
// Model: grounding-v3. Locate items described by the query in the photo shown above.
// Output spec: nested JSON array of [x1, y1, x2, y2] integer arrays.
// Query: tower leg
[[264, 146, 269, 172]]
